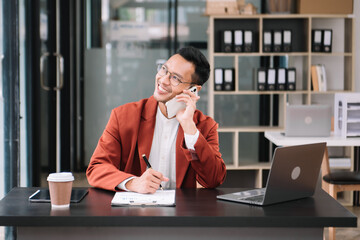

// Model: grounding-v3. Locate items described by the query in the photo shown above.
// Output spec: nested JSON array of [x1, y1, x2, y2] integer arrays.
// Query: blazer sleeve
[[86, 110, 135, 191], [181, 121, 226, 188]]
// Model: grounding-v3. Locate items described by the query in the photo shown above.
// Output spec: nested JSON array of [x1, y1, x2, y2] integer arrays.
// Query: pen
[[142, 154, 164, 190]]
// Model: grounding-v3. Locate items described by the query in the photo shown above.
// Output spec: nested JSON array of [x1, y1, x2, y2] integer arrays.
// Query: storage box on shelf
[[207, 14, 355, 190], [335, 93, 360, 138]]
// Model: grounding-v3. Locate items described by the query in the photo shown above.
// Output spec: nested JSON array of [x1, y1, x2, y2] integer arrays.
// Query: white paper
[[111, 190, 176, 206]]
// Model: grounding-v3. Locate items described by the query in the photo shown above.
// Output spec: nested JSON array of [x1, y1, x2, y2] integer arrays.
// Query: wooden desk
[[0, 187, 356, 240]]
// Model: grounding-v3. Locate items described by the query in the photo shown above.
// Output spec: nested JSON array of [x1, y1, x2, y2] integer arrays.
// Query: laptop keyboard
[[243, 195, 264, 204]]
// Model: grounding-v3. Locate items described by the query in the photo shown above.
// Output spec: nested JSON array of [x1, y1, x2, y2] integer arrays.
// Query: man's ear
[[196, 85, 202, 93]]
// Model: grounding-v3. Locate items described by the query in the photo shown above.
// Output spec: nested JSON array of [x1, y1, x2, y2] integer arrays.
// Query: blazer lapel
[[137, 96, 157, 173]]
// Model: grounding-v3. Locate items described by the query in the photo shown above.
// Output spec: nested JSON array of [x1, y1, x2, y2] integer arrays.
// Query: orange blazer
[[86, 96, 226, 191]]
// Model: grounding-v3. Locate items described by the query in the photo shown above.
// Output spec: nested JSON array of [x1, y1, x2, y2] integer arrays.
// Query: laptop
[[285, 105, 331, 137], [217, 142, 326, 206]]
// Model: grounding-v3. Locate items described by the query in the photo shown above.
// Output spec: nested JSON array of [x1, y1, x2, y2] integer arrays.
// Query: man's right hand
[[125, 168, 169, 194]]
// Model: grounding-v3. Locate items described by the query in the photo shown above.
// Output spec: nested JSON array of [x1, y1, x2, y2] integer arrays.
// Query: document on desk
[[111, 190, 176, 207]]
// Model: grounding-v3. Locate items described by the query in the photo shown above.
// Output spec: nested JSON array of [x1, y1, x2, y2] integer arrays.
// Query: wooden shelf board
[[209, 14, 354, 19], [226, 162, 271, 170], [311, 90, 353, 94], [218, 126, 284, 132], [214, 91, 308, 95]]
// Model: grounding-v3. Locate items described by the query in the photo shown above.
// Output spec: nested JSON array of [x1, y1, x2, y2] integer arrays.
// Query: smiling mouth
[[158, 83, 170, 94]]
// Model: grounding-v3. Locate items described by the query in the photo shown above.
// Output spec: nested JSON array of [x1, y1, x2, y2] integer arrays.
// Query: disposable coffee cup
[[47, 172, 74, 209]]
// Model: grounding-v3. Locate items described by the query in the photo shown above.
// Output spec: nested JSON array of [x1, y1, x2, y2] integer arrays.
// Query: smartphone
[[29, 189, 88, 203], [165, 86, 198, 118]]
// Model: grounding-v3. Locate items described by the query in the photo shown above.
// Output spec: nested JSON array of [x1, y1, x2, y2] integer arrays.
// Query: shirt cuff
[[117, 176, 136, 191], [184, 129, 199, 150]]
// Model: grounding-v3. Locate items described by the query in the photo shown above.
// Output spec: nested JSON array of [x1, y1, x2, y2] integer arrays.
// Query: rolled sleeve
[[117, 176, 136, 191]]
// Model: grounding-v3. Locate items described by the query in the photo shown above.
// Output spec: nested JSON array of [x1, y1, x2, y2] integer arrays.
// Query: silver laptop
[[217, 142, 326, 206], [285, 105, 331, 137]]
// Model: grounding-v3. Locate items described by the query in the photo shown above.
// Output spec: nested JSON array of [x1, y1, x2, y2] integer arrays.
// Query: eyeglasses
[[157, 64, 193, 87]]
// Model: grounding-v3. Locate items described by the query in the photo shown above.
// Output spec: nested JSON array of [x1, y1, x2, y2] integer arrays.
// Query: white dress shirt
[[118, 106, 199, 191]]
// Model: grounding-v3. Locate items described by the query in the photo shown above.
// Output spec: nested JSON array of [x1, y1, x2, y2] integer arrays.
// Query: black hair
[[176, 46, 210, 86]]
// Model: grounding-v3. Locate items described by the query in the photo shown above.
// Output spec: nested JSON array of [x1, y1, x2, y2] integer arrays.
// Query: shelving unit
[[207, 14, 355, 189]]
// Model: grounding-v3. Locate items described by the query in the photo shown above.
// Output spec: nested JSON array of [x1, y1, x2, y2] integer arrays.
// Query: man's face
[[153, 54, 195, 103]]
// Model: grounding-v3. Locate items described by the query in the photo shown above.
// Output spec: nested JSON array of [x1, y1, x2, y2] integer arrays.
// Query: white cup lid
[[47, 172, 74, 182]]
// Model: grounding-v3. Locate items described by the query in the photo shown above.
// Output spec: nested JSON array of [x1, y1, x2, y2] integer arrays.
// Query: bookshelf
[[207, 14, 355, 191]]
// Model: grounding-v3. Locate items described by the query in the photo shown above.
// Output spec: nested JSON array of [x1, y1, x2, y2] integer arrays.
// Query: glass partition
[[0, 0, 4, 201]]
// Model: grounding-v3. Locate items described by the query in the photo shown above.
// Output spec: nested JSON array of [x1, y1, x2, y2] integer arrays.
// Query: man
[[87, 46, 226, 194]]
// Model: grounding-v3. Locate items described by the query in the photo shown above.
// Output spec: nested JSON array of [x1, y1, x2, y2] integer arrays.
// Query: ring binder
[[277, 68, 286, 90], [214, 68, 224, 91], [224, 68, 235, 91], [273, 30, 282, 52], [234, 30, 244, 52], [282, 30, 292, 52], [312, 29, 322, 52], [287, 68, 296, 91], [244, 30, 253, 52], [267, 68, 276, 90], [222, 30, 233, 52], [257, 68, 267, 91], [322, 29, 332, 53], [263, 31, 272, 52]]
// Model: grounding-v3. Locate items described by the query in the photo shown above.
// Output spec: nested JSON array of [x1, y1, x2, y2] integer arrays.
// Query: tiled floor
[[327, 206, 360, 240]]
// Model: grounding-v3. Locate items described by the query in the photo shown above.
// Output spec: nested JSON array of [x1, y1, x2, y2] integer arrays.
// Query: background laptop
[[217, 142, 326, 206], [285, 105, 331, 137]]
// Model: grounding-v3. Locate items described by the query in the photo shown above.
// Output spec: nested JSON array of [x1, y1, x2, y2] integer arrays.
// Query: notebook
[[285, 105, 331, 137], [217, 142, 326, 206]]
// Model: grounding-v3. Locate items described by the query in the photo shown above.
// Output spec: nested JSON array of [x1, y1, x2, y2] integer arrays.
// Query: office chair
[[321, 147, 360, 240]]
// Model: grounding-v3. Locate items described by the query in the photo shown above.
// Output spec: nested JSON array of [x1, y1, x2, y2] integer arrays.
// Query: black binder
[[223, 68, 235, 91], [214, 68, 224, 91], [322, 29, 332, 53], [257, 68, 267, 91], [267, 68, 276, 90], [263, 30, 272, 52], [312, 30, 322, 52], [221, 30, 233, 52], [282, 30, 292, 52], [234, 30, 243, 52], [287, 68, 296, 91], [277, 68, 287, 90], [273, 30, 282, 52], [244, 30, 253, 52]]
